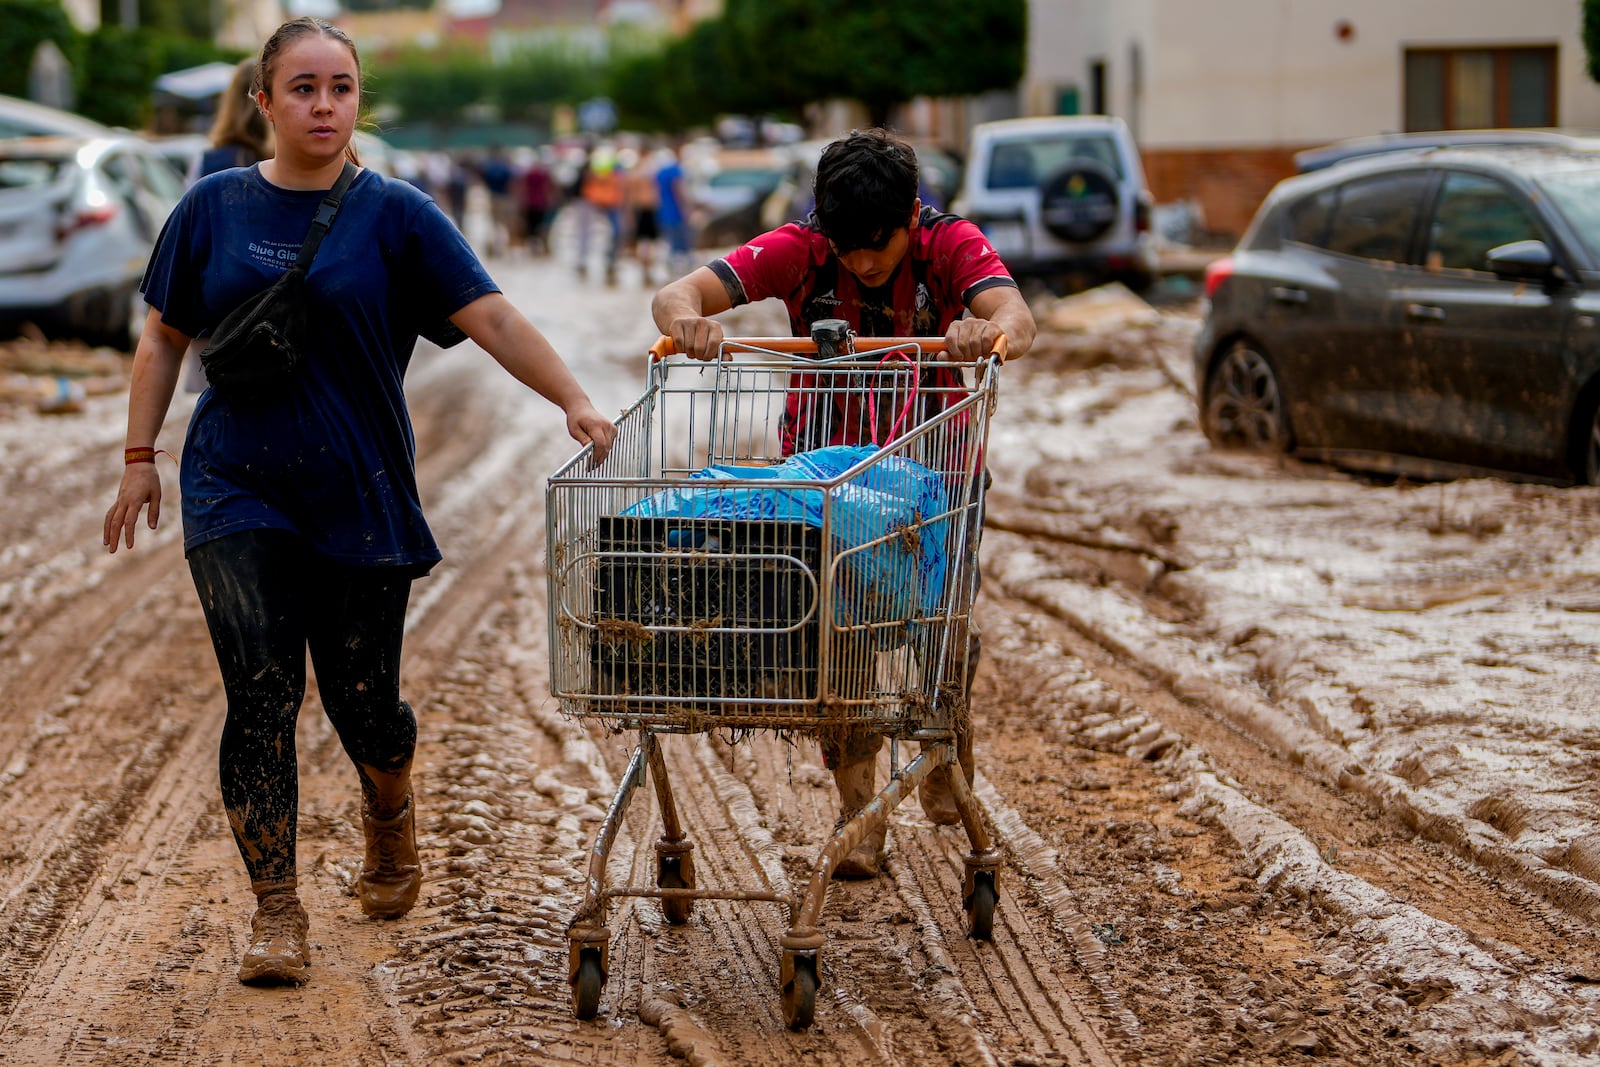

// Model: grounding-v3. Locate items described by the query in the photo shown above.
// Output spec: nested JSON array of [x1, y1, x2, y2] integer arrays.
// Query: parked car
[[1293, 127, 1597, 174], [952, 115, 1157, 293], [0, 93, 113, 140], [0, 134, 184, 350], [689, 147, 788, 248], [1194, 144, 1600, 486]]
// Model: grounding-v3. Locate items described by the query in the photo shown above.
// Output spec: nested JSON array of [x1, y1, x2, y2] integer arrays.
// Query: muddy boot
[[359, 794, 421, 919], [238, 881, 311, 986], [831, 758, 886, 879]]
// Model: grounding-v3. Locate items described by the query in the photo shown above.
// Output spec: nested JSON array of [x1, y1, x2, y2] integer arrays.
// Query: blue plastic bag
[[622, 446, 950, 626]]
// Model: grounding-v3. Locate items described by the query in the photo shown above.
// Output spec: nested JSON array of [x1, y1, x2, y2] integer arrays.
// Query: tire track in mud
[[664, 725, 1121, 1065], [987, 531, 1600, 962], [976, 561, 1600, 1061], [0, 557, 219, 1041], [0, 339, 618, 1062]]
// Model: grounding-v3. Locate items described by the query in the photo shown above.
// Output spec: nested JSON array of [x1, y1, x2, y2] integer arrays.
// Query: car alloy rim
[[1208, 346, 1286, 451]]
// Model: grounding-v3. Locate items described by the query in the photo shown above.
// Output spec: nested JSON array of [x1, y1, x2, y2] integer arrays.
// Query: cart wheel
[[658, 855, 694, 925], [781, 953, 818, 1030], [572, 947, 605, 1019], [968, 870, 998, 942]]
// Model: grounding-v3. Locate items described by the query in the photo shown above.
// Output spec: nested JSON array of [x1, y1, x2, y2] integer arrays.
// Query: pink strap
[[866, 348, 920, 447]]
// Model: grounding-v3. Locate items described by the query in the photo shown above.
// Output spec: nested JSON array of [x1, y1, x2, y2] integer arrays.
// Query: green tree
[[99, 0, 215, 38], [0, 0, 80, 99], [494, 38, 606, 124], [612, 18, 741, 131], [705, 0, 1025, 127], [367, 46, 491, 133], [81, 25, 157, 127]]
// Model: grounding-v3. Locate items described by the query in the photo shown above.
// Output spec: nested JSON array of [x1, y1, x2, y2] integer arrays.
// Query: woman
[[102, 17, 615, 987], [192, 58, 272, 182]]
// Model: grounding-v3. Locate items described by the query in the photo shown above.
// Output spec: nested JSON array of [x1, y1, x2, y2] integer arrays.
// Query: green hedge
[[1, 0, 242, 128], [0, 0, 80, 99]]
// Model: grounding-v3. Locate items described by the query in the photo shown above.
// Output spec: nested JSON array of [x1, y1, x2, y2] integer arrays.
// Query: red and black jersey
[[710, 206, 1016, 454]]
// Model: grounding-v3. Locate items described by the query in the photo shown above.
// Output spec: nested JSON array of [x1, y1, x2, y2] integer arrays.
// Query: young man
[[652, 127, 1036, 877]]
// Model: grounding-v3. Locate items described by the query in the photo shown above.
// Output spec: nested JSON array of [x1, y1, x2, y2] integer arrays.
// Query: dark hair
[[813, 128, 920, 253], [254, 17, 363, 166]]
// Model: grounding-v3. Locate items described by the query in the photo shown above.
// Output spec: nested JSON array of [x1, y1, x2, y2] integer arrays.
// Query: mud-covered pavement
[[3, 242, 1600, 1065]]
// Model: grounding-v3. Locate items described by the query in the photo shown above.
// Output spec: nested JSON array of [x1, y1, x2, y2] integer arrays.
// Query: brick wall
[[1142, 146, 1308, 242]]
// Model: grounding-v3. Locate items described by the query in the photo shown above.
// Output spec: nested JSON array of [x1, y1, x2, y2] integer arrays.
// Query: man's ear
[[908, 198, 922, 228]]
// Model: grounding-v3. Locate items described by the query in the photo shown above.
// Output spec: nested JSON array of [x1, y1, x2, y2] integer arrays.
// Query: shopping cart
[[545, 325, 1005, 1028]]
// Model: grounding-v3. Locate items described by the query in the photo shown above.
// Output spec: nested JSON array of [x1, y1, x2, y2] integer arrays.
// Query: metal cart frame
[[545, 334, 1004, 1028]]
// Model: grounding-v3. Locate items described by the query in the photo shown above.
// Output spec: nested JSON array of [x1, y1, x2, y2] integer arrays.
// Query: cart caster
[[781, 951, 818, 1030], [658, 853, 695, 925], [572, 947, 606, 1019], [967, 869, 998, 941]]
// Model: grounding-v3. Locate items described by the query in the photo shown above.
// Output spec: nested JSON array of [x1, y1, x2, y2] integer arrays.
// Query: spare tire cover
[[1039, 162, 1120, 243]]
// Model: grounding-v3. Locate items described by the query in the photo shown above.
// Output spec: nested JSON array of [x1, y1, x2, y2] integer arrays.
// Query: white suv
[[953, 115, 1157, 292]]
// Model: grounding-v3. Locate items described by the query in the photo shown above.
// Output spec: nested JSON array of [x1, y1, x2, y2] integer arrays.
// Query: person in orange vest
[[579, 146, 625, 285]]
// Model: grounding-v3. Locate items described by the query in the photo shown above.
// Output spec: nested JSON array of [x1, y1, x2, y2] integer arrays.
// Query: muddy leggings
[[188, 529, 416, 887]]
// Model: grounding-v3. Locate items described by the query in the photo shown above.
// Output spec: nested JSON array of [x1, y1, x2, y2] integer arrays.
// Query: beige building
[[1034, 0, 1600, 237]]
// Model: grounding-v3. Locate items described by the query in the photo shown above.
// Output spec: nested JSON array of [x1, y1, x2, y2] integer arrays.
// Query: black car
[[1194, 145, 1600, 485]]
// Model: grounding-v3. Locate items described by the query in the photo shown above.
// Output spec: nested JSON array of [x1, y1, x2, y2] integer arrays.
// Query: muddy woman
[[102, 16, 615, 986]]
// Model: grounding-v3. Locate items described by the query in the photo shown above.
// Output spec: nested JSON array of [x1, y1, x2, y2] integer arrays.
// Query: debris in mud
[[1040, 282, 1161, 335], [0, 333, 128, 409]]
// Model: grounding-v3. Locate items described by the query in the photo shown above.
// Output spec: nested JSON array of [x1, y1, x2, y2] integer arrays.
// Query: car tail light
[[57, 202, 117, 240], [1203, 255, 1234, 299]]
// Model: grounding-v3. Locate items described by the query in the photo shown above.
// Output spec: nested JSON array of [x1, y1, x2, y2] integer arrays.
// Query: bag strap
[[295, 161, 358, 269]]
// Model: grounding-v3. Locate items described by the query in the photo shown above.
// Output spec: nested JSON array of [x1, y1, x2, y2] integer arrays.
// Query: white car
[[0, 134, 184, 350], [953, 115, 1157, 293], [0, 93, 113, 140]]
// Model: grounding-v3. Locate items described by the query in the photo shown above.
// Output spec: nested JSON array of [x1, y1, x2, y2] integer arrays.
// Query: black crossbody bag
[[199, 161, 357, 404]]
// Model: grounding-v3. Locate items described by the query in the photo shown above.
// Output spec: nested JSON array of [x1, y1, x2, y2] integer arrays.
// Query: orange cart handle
[[648, 334, 1009, 363]]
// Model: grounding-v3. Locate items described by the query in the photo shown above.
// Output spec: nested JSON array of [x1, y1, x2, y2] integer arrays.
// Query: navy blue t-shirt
[[142, 164, 498, 573]]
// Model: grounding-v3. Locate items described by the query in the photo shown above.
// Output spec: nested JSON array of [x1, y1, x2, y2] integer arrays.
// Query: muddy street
[[2, 255, 1599, 1065]]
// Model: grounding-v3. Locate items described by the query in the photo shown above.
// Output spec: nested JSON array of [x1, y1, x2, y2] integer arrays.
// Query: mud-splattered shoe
[[238, 889, 311, 986], [359, 795, 421, 919]]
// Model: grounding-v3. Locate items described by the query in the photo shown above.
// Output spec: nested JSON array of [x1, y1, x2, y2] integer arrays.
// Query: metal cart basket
[[546, 332, 1004, 1028]]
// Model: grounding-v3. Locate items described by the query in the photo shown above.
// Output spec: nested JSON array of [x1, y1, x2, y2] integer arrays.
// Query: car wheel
[[1038, 160, 1120, 244], [1203, 341, 1293, 453]]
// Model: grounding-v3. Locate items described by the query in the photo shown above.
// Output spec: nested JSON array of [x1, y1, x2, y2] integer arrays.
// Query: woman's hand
[[566, 401, 617, 465], [104, 463, 163, 552], [104, 310, 188, 554]]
